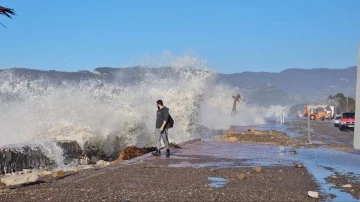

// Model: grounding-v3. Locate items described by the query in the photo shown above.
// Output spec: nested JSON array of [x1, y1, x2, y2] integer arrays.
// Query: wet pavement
[[286, 119, 355, 148], [0, 118, 359, 201], [144, 140, 360, 201], [0, 140, 320, 202], [226, 118, 360, 201]]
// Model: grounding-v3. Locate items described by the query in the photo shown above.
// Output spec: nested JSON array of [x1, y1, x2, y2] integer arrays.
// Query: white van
[[333, 115, 341, 127]]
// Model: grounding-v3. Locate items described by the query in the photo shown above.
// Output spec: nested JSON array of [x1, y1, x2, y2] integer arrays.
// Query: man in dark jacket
[[152, 100, 171, 157]]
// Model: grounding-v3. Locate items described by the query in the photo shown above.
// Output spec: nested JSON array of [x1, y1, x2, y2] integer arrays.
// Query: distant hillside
[[215, 66, 357, 106], [0, 66, 357, 106]]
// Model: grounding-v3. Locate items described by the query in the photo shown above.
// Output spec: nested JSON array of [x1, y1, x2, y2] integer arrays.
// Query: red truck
[[339, 112, 355, 131]]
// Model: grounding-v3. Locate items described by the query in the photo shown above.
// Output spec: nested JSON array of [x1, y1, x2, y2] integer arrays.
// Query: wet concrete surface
[[229, 118, 360, 201], [148, 141, 295, 168], [0, 140, 320, 202], [0, 118, 359, 201]]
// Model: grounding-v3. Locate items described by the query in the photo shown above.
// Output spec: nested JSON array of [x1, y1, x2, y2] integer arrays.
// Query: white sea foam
[[0, 53, 274, 166]]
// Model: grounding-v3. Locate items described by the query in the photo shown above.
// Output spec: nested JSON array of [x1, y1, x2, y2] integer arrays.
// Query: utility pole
[[307, 109, 311, 144], [355, 45, 360, 149]]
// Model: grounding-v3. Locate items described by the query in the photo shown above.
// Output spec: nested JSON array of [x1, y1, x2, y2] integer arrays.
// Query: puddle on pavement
[[207, 177, 229, 188], [169, 141, 360, 201], [306, 164, 357, 201], [294, 148, 360, 201], [165, 118, 360, 201]]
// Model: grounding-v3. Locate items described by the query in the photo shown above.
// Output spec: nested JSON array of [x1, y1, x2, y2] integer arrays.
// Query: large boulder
[[1, 173, 39, 187], [0, 141, 84, 173]]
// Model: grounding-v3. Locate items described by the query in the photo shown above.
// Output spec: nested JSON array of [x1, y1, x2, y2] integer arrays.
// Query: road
[[286, 119, 354, 149]]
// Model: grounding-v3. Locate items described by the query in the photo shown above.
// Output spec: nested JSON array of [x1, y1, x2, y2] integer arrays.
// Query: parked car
[[339, 112, 355, 131], [333, 115, 341, 127]]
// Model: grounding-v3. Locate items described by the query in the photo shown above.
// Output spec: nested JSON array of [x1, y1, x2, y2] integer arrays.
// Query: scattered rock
[[144, 164, 158, 168], [328, 193, 337, 199], [331, 175, 337, 178], [341, 184, 352, 188], [308, 191, 319, 199], [219, 130, 291, 145], [289, 149, 297, 154], [236, 173, 246, 180], [0, 173, 39, 187], [246, 172, 251, 175], [41, 171, 52, 175], [22, 169, 32, 174], [96, 160, 110, 166], [252, 166, 262, 172], [52, 170, 65, 178], [295, 163, 303, 168], [210, 169, 217, 172]]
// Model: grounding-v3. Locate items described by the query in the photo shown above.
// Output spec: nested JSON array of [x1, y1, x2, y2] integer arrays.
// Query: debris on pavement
[[341, 184, 352, 188], [295, 163, 303, 168], [169, 142, 182, 149], [252, 166, 262, 172], [219, 130, 291, 145], [325, 170, 360, 199], [289, 149, 297, 155], [308, 191, 319, 199], [236, 173, 246, 180], [114, 146, 157, 163]]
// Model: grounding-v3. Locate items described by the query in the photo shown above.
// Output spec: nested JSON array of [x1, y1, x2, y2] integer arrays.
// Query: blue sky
[[1, 0, 359, 73]]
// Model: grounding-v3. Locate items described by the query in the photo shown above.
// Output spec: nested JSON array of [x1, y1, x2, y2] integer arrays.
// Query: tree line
[[327, 93, 356, 113]]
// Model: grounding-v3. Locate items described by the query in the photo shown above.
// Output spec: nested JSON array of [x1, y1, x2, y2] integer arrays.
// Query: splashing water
[[0, 53, 266, 166]]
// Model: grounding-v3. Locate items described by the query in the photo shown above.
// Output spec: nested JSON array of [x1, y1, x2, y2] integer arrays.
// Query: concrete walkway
[[0, 141, 320, 202]]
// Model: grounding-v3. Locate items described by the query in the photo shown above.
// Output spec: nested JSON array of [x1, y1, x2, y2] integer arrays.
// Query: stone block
[[96, 160, 109, 166], [0, 173, 38, 187]]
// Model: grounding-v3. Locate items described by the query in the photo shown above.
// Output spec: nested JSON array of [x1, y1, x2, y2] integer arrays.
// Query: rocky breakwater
[[0, 138, 156, 175], [0, 141, 84, 174]]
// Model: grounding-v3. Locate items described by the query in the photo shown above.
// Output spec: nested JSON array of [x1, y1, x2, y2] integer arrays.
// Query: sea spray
[[0, 54, 267, 167]]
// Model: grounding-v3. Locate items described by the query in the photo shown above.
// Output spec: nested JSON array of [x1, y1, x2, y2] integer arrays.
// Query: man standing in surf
[[153, 100, 173, 157]]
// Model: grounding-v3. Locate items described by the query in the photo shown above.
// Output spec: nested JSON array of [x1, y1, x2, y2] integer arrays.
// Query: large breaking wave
[[0, 54, 267, 166]]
